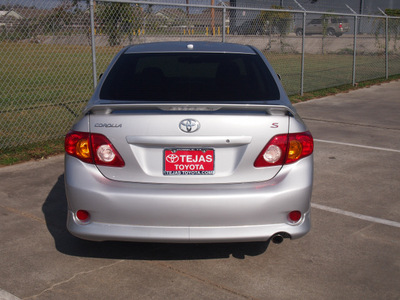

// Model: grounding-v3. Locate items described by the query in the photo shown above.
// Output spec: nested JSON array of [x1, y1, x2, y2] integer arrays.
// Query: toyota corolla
[[64, 41, 313, 244]]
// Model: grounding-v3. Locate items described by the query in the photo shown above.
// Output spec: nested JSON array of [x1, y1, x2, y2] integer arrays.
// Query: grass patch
[[289, 74, 400, 103], [0, 139, 64, 166]]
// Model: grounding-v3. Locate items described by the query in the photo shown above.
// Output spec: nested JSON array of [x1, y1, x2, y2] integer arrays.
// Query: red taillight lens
[[339, 23, 343, 29], [65, 131, 125, 167], [254, 131, 313, 168]]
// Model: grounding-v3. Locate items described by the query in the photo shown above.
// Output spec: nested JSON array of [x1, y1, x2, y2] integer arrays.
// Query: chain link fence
[[1, 0, 400, 149]]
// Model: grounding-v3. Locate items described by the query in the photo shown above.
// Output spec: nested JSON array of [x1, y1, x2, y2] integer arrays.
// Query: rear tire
[[296, 29, 303, 36], [327, 28, 335, 36]]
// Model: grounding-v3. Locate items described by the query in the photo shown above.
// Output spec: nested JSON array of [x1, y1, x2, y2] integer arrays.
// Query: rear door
[[308, 19, 322, 34]]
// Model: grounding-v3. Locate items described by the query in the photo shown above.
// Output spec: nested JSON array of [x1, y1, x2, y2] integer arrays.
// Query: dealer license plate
[[163, 149, 215, 175]]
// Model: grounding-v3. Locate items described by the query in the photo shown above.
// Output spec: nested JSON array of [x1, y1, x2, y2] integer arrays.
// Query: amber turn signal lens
[[76, 138, 91, 159], [288, 140, 302, 161]]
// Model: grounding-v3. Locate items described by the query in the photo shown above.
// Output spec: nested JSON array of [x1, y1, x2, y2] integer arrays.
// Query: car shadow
[[42, 175, 270, 260]]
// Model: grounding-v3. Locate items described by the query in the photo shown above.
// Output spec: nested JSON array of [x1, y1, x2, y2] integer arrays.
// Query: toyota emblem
[[166, 154, 180, 163], [179, 119, 200, 133]]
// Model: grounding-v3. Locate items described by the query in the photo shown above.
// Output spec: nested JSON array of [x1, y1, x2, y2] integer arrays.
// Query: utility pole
[[359, 0, 364, 34], [359, 0, 364, 15], [211, 0, 215, 35]]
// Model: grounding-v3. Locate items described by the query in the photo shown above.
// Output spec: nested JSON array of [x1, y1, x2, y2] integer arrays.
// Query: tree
[[386, 9, 400, 52], [374, 9, 400, 53], [320, 14, 334, 54], [97, 2, 143, 46], [261, 6, 292, 37], [260, 6, 293, 52]]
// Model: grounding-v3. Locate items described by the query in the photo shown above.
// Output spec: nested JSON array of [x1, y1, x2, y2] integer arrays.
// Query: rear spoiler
[[85, 103, 295, 116]]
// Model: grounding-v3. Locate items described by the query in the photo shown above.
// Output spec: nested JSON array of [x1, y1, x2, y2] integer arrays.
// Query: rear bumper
[[65, 154, 313, 243]]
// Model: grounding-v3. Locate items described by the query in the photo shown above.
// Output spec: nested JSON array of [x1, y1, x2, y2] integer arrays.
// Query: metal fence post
[[385, 16, 389, 79], [222, 4, 226, 42], [294, 0, 306, 95], [346, 5, 358, 86], [300, 12, 306, 96], [379, 8, 389, 80], [352, 15, 358, 86], [90, 0, 98, 89]]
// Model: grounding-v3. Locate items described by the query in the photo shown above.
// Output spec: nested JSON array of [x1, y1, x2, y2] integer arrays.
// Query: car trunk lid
[[88, 103, 292, 184]]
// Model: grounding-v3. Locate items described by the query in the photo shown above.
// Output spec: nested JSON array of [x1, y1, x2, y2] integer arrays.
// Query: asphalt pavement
[[1, 81, 399, 300]]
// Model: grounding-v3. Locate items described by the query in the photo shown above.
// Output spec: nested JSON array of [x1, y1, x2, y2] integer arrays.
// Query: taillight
[[65, 131, 125, 167], [254, 131, 313, 168], [339, 23, 343, 29], [65, 131, 92, 164]]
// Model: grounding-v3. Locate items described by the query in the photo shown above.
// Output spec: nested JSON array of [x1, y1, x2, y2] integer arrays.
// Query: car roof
[[124, 41, 257, 55]]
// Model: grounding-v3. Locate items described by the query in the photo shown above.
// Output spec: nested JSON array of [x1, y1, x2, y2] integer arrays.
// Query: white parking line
[[311, 203, 400, 228], [314, 139, 400, 153]]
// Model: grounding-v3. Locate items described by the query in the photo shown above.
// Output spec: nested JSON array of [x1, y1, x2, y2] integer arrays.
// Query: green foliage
[[0, 6, 75, 41], [260, 6, 292, 37], [385, 9, 400, 17], [386, 9, 400, 42], [320, 14, 331, 36], [374, 10, 400, 51], [96, 3, 144, 46]]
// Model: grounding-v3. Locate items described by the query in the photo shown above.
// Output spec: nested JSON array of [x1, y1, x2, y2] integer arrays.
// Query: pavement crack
[[148, 261, 258, 300], [23, 260, 125, 299], [0, 204, 45, 225]]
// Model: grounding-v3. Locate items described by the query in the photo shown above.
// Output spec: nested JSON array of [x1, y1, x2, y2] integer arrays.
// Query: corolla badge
[[179, 119, 200, 133]]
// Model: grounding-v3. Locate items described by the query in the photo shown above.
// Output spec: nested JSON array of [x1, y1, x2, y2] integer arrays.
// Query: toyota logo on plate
[[179, 119, 200, 133], [166, 154, 180, 163]]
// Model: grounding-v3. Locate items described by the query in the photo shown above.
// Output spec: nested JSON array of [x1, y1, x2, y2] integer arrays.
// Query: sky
[[1, 0, 398, 14]]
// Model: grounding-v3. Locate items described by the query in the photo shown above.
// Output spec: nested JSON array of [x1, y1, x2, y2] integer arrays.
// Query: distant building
[[191, 2, 230, 28], [0, 10, 23, 28], [155, 8, 188, 26]]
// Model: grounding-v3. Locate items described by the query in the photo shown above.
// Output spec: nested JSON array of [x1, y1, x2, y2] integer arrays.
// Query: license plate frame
[[163, 148, 215, 176]]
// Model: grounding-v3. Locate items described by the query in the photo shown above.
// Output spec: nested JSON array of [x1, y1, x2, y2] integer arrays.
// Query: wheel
[[327, 28, 335, 36], [296, 29, 303, 36]]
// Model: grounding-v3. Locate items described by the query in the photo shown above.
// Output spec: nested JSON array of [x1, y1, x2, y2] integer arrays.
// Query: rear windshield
[[100, 53, 280, 102]]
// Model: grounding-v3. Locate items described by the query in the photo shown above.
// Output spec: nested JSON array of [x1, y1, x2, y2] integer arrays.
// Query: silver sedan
[[64, 41, 313, 244]]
